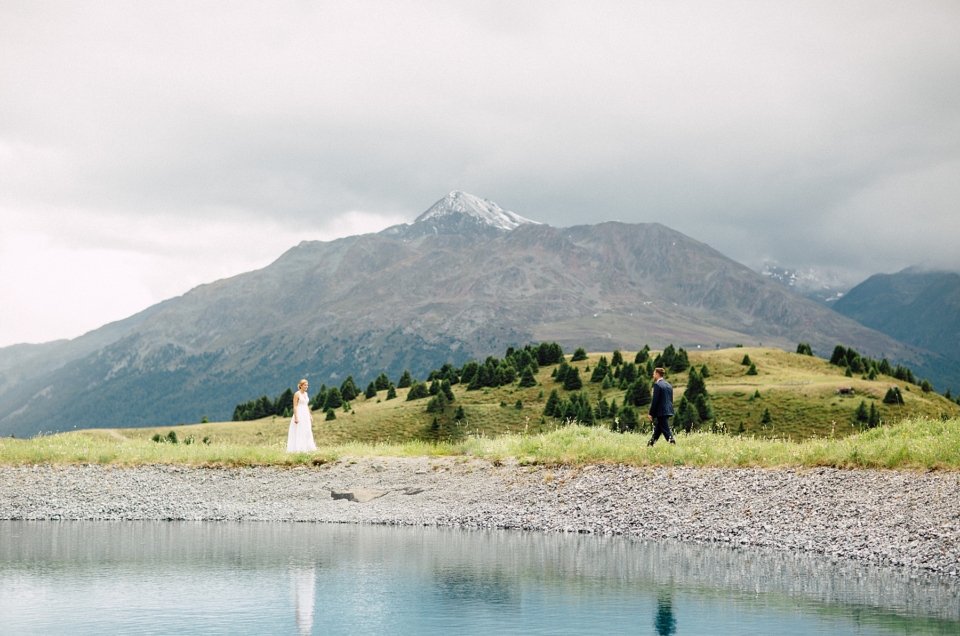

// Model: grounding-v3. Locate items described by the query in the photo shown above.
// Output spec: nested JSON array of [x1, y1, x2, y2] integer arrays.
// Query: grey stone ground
[[1, 458, 958, 576]]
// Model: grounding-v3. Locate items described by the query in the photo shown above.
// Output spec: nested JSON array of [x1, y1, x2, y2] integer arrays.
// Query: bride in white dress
[[286, 379, 317, 453]]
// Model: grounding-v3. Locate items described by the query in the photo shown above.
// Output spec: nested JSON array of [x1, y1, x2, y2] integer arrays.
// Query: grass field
[[1, 416, 958, 471], [3, 346, 958, 470]]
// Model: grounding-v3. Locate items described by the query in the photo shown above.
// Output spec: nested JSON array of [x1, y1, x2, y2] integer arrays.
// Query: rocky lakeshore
[[2, 458, 959, 577]]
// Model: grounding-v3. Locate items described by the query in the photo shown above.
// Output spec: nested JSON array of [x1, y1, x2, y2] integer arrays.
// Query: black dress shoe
[[668, 438, 676, 444]]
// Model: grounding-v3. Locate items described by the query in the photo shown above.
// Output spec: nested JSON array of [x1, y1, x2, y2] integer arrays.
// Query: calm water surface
[[0, 521, 957, 635]]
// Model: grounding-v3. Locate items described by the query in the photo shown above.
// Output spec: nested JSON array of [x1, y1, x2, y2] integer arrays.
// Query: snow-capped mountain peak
[[414, 191, 539, 231]]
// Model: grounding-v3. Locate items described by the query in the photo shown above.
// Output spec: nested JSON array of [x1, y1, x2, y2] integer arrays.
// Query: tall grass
[[1, 417, 957, 470]]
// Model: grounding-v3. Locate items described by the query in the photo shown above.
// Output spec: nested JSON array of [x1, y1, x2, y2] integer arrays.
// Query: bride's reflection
[[654, 590, 677, 636], [291, 566, 316, 636]]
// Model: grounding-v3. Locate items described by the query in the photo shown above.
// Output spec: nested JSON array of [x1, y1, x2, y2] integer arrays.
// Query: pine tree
[[441, 379, 455, 401], [617, 405, 638, 432], [518, 365, 537, 388], [323, 387, 343, 411], [945, 388, 954, 401], [426, 392, 448, 413], [275, 388, 294, 415], [675, 396, 698, 433], [364, 382, 377, 399], [601, 374, 613, 390], [868, 403, 880, 428], [543, 389, 561, 417], [454, 405, 466, 420], [386, 384, 397, 400], [921, 379, 933, 393], [634, 345, 650, 365], [397, 370, 413, 389], [700, 364, 710, 378], [428, 379, 441, 396], [855, 400, 869, 424], [746, 363, 758, 376], [340, 376, 358, 402], [515, 398, 523, 410], [611, 349, 624, 366], [883, 387, 903, 405], [694, 393, 713, 423], [796, 342, 813, 356], [325, 409, 336, 421], [563, 367, 583, 391], [459, 361, 479, 385], [590, 356, 609, 383], [634, 375, 652, 407], [406, 381, 429, 401], [741, 354, 752, 366], [760, 408, 772, 424], [620, 362, 637, 385], [868, 368, 877, 381], [571, 347, 588, 361], [879, 358, 892, 376], [375, 373, 391, 391], [844, 366, 852, 378], [830, 345, 847, 366]]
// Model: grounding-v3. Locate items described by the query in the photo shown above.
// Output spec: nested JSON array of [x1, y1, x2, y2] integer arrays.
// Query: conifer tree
[[882, 387, 903, 405], [425, 392, 447, 413], [700, 364, 710, 378], [760, 408, 771, 424], [675, 396, 698, 433], [325, 409, 336, 421], [855, 400, 869, 424], [441, 379, 455, 402], [323, 387, 343, 411], [571, 347, 588, 361], [375, 373, 391, 391], [364, 382, 377, 399], [454, 405, 466, 420], [563, 366, 583, 391], [406, 381, 429, 400], [340, 376, 358, 402], [601, 374, 613, 390], [275, 388, 294, 415], [397, 370, 413, 389], [634, 345, 650, 365], [518, 365, 537, 388], [945, 388, 953, 401], [386, 384, 397, 400], [879, 358, 892, 376], [796, 342, 813, 356], [428, 379, 441, 396], [543, 389, 561, 417], [830, 345, 847, 366], [611, 349, 623, 366], [868, 403, 880, 428], [590, 356, 609, 383], [746, 363, 758, 376], [741, 354, 752, 366], [921, 379, 933, 393], [617, 405, 638, 432], [620, 362, 637, 385]]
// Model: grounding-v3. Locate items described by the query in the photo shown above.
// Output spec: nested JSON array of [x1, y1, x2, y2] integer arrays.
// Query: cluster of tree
[[653, 344, 690, 374], [232, 388, 295, 421], [854, 400, 882, 429], [828, 345, 930, 390], [674, 366, 714, 433], [542, 387, 645, 432]]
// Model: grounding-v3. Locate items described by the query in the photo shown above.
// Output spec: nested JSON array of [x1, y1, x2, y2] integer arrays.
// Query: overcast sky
[[2, 1, 959, 347]]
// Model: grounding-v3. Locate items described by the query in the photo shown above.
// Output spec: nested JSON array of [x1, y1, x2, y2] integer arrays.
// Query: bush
[[167, 430, 178, 444]]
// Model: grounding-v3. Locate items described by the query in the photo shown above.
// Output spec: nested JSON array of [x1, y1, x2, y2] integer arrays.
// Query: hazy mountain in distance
[[833, 267, 960, 364], [761, 263, 854, 305], [1, 192, 952, 437]]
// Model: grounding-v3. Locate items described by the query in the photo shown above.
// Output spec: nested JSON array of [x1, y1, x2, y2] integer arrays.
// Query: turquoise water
[[0, 522, 957, 635]]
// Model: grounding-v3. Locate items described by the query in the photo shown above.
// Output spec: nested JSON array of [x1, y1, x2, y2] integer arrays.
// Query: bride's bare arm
[[293, 391, 299, 424]]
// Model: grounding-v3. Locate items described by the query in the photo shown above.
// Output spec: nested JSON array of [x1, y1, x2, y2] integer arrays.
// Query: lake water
[[0, 522, 957, 635]]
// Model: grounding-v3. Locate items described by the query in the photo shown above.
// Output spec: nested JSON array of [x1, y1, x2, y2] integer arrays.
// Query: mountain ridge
[[1, 194, 954, 437]]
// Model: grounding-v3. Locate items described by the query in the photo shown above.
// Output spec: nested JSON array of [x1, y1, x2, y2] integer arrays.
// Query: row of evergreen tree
[[828, 345, 932, 391], [231, 342, 566, 421]]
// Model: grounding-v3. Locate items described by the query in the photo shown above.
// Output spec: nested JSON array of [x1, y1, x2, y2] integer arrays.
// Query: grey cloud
[[2, 0, 959, 281]]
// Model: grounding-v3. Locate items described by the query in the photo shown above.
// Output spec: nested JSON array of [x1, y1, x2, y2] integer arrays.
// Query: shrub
[[166, 430, 178, 444]]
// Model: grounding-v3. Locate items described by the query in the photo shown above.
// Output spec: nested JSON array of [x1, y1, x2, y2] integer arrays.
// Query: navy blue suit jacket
[[649, 378, 674, 417]]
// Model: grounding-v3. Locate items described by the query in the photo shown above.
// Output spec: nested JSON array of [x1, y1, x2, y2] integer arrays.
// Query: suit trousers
[[649, 416, 675, 445]]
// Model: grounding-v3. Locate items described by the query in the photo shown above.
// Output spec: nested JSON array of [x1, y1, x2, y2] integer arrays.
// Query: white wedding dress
[[286, 390, 317, 453]]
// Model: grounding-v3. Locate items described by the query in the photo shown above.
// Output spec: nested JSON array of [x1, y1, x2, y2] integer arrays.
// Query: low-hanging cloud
[[1, 0, 959, 345]]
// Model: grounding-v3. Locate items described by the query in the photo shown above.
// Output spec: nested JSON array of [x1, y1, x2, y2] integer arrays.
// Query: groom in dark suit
[[648, 367, 676, 446]]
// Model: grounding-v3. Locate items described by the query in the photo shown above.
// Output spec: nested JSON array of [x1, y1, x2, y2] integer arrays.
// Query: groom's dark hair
[[654, 367, 666, 378]]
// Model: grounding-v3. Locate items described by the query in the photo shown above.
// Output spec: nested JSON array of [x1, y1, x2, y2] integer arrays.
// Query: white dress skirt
[[286, 391, 317, 453]]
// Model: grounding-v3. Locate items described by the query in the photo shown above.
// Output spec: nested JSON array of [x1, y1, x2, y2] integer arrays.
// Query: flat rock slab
[[330, 488, 390, 503]]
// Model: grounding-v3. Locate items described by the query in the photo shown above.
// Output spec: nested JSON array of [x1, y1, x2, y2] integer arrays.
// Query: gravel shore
[[2, 458, 958, 576]]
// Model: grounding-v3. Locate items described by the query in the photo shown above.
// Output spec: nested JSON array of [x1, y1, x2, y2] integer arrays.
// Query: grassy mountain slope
[[112, 347, 960, 447], [0, 212, 945, 438]]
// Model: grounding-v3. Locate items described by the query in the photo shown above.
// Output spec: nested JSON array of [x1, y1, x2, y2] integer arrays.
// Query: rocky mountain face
[[0, 192, 951, 436], [833, 268, 960, 363]]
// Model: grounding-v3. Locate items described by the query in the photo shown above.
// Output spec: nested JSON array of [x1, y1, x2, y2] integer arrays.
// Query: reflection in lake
[[291, 567, 315, 636], [0, 521, 958, 635]]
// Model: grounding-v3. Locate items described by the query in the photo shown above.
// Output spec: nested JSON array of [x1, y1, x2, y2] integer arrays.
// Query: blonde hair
[[298, 379, 308, 388]]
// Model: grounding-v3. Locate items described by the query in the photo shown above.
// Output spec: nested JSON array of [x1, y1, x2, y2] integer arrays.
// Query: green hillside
[[115, 346, 960, 446]]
